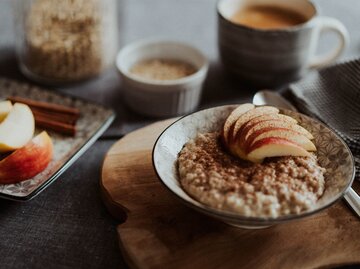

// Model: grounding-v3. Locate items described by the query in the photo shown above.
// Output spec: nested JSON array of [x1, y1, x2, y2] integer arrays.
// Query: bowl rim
[[116, 38, 209, 88], [152, 104, 356, 223]]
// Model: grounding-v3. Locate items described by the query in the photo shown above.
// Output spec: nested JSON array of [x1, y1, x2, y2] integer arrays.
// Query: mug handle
[[309, 16, 350, 68]]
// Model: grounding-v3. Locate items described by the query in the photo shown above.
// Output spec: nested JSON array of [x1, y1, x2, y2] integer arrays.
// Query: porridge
[[178, 132, 326, 218], [130, 59, 196, 81]]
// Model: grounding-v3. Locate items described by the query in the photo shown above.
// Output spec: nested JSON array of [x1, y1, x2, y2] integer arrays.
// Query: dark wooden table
[[0, 0, 359, 268]]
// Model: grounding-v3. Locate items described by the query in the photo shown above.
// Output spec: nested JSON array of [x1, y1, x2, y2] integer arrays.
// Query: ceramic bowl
[[152, 105, 355, 229], [116, 39, 208, 117]]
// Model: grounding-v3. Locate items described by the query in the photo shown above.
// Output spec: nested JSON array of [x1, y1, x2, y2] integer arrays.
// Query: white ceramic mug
[[218, 0, 350, 87]]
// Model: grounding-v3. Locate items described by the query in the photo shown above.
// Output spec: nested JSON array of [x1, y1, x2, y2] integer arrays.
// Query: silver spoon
[[253, 89, 298, 111], [253, 90, 360, 218]]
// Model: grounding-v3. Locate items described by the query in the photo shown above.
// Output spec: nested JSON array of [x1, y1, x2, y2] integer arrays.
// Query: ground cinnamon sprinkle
[[130, 59, 197, 80], [178, 132, 326, 218]]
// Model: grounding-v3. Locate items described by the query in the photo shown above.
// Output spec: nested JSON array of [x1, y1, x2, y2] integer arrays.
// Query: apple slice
[[0, 131, 53, 184], [222, 103, 254, 144], [235, 114, 298, 148], [240, 114, 297, 132], [231, 106, 279, 141], [0, 101, 12, 122], [228, 141, 248, 160], [245, 127, 316, 152], [247, 137, 310, 163], [0, 103, 35, 153], [238, 119, 313, 144]]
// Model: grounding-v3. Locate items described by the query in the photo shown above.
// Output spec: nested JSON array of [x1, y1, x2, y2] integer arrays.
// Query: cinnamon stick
[[8, 96, 80, 117], [34, 115, 76, 136], [8, 96, 80, 136], [31, 107, 78, 124]]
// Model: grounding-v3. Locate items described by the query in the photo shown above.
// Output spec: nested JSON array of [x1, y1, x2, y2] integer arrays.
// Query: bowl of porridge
[[116, 39, 208, 117], [152, 104, 355, 228]]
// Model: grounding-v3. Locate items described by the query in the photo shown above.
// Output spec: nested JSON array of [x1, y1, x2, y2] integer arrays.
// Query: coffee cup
[[217, 0, 349, 87]]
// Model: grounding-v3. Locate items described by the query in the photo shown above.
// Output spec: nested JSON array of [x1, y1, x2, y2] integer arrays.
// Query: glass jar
[[13, 0, 118, 84]]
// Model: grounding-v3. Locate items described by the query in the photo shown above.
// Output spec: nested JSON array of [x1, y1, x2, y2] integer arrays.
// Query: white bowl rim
[[152, 104, 356, 224], [116, 38, 209, 88]]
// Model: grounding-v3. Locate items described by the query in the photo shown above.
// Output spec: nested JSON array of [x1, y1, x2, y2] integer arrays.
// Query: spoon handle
[[252, 90, 298, 111], [343, 188, 360, 218]]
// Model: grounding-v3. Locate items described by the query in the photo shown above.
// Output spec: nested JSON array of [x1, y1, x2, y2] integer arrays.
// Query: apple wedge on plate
[[0, 131, 53, 184], [0, 102, 35, 153], [222, 104, 316, 163], [0, 101, 53, 184]]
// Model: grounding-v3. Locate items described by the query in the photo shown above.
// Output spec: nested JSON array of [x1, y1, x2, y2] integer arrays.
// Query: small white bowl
[[116, 39, 209, 117]]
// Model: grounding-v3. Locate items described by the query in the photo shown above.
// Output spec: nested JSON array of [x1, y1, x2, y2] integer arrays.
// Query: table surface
[[0, 0, 359, 268]]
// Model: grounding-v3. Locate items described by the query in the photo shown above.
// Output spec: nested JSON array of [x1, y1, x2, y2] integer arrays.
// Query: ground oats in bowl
[[116, 40, 208, 117], [178, 132, 326, 218], [130, 59, 197, 81]]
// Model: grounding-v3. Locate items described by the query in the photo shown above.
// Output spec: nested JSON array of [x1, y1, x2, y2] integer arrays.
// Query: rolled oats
[[20, 0, 117, 82], [178, 132, 326, 218]]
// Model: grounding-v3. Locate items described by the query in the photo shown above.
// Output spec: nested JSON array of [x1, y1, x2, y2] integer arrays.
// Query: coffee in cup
[[230, 5, 308, 30], [217, 0, 349, 87]]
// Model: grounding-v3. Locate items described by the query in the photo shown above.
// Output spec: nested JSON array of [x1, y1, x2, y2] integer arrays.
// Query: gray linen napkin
[[286, 59, 360, 177]]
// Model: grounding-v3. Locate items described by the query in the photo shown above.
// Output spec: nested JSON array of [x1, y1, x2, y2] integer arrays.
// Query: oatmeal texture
[[178, 132, 326, 218], [130, 59, 196, 80], [24, 0, 117, 82]]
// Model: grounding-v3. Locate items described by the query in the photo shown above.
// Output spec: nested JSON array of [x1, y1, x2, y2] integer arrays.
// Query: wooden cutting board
[[100, 119, 360, 269]]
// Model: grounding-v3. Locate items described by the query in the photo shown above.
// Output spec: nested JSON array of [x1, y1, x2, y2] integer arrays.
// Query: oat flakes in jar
[[13, 0, 118, 84]]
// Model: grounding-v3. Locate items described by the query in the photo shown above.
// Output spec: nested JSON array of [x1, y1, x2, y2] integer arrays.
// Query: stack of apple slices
[[0, 101, 53, 184], [222, 103, 316, 163]]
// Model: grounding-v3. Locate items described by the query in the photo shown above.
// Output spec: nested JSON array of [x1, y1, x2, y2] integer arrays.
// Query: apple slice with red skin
[[0, 131, 53, 184], [223, 105, 315, 163], [230, 106, 279, 142], [239, 114, 298, 133], [228, 119, 314, 162], [222, 103, 254, 144], [235, 114, 298, 148], [246, 137, 311, 163], [237, 118, 313, 146], [245, 127, 316, 152], [227, 141, 248, 161]]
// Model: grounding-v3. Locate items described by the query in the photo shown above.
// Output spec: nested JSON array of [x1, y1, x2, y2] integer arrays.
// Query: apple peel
[[222, 105, 316, 163], [0, 131, 53, 184], [231, 106, 279, 141], [222, 103, 254, 144], [247, 137, 310, 163], [246, 127, 316, 152]]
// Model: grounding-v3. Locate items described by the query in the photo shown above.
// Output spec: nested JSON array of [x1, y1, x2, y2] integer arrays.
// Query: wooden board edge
[[99, 118, 178, 221], [100, 179, 129, 223]]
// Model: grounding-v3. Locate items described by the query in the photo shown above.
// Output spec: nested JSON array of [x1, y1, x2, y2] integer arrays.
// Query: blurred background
[[1, 0, 359, 137]]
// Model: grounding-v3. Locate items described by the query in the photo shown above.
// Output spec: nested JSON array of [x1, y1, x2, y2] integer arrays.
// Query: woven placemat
[[287, 59, 360, 177]]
